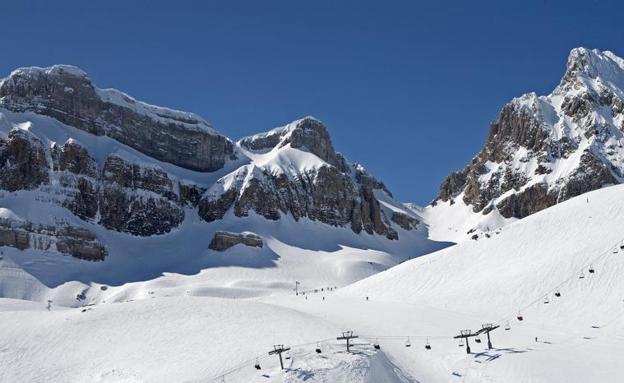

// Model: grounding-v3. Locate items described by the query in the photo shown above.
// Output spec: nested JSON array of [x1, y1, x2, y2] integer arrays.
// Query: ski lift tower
[[268, 344, 291, 370], [337, 331, 359, 353], [477, 323, 500, 350], [454, 329, 477, 354]]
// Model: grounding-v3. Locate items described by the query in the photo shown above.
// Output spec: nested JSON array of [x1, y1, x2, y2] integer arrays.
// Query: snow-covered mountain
[[0, 64, 442, 303], [4, 176, 624, 383], [425, 47, 624, 241]]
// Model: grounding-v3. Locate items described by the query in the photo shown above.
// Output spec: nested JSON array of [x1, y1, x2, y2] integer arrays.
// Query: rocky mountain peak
[[239, 116, 347, 171], [432, 48, 624, 234], [0, 64, 420, 259], [558, 48, 624, 97]]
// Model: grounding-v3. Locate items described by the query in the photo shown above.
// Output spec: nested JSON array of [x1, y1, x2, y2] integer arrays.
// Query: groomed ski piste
[[2, 184, 624, 381]]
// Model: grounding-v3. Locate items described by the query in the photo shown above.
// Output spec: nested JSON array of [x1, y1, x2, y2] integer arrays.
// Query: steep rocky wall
[[434, 49, 624, 220], [0, 66, 234, 171], [0, 218, 107, 261]]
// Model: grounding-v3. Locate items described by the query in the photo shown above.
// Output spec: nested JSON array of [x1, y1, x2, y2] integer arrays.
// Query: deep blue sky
[[1, 0, 623, 203]]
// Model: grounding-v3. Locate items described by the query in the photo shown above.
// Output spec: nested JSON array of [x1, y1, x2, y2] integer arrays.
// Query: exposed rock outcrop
[[0, 65, 234, 171], [208, 231, 263, 251], [0, 218, 107, 261], [98, 155, 184, 235], [0, 67, 416, 247], [200, 118, 403, 240], [0, 128, 49, 192], [435, 48, 624, 220]]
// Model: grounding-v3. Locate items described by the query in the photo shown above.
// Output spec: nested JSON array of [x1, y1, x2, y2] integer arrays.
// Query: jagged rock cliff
[[434, 48, 624, 221], [200, 117, 400, 240], [0, 65, 419, 261], [0, 65, 235, 172]]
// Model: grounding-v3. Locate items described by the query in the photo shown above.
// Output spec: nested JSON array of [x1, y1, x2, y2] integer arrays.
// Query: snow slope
[[3, 184, 624, 382], [280, 183, 624, 382], [0, 106, 448, 305]]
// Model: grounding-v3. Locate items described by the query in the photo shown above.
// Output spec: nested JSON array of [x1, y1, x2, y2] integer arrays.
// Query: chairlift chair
[[579, 271, 585, 279], [458, 338, 464, 347], [589, 266, 595, 274], [543, 295, 550, 304], [505, 321, 511, 330], [425, 338, 432, 350], [315, 343, 322, 354], [517, 313, 524, 321], [405, 337, 412, 348], [555, 290, 561, 297], [254, 358, 261, 370], [475, 336, 482, 343]]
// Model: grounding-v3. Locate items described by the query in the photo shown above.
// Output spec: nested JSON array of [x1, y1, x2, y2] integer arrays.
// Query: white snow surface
[[2, 182, 624, 382]]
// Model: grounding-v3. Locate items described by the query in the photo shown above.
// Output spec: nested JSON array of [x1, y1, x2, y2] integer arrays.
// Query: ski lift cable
[[206, 238, 624, 382], [493, 236, 622, 327]]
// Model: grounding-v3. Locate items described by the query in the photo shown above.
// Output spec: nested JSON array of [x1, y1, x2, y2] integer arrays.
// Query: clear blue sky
[[1, 0, 623, 203]]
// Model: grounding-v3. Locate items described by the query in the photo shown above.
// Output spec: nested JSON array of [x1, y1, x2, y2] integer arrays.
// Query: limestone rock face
[[200, 118, 407, 240], [208, 231, 263, 251], [0, 218, 107, 261], [0, 65, 417, 255], [435, 48, 624, 220], [0, 65, 234, 171], [98, 155, 184, 235], [239, 117, 348, 170], [0, 129, 49, 192]]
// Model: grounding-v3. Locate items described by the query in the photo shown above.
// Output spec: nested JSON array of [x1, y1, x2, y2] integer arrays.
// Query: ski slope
[[2, 184, 624, 382], [270, 183, 624, 382]]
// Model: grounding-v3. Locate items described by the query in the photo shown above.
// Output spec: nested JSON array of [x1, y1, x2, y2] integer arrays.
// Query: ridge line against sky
[[1, 0, 623, 203]]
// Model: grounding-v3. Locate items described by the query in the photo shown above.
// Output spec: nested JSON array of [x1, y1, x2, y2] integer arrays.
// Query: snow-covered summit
[[427, 47, 624, 241]]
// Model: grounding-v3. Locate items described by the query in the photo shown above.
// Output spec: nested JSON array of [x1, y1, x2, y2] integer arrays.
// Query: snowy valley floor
[[4, 184, 624, 382]]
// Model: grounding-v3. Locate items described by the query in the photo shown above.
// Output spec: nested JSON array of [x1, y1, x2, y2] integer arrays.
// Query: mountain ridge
[[426, 47, 624, 241]]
